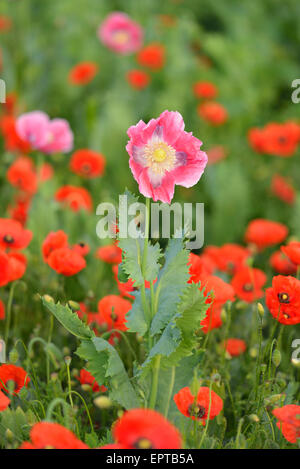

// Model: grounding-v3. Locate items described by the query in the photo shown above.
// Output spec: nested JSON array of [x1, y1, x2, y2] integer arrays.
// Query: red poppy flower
[[76, 369, 106, 393], [272, 405, 300, 444], [55, 185, 92, 212], [249, 122, 300, 157], [270, 250, 297, 275], [7, 251, 27, 282], [0, 251, 11, 287], [113, 409, 182, 449], [72, 242, 90, 257], [174, 386, 223, 423], [0, 299, 5, 320], [271, 174, 295, 205], [245, 219, 288, 250], [68, 62, 98, 86], [112, 264, 135, 299], [97, 295, 131, 331], [7, 156, 38, 195], [70, 149, 106, 178], [42, 230, 68, 261], [0, 115, 31, 153], [0, 364, 30, 394], [206, 145, 227, 165], [231, 267, 266, 303], [197, 102, 228, 126], [0, 391, 10, 411], [126, 69, 150, 90], [223, 338, 247, 357], [0, 218, 32, 250], [187, 253, 216, 284], [8, 194, 31, 226], [96, 244, 122, 264], [2, 91, 18, 115], [202, 275, 235, 306], [207, 243, 250, 275], [200, 304, 223, 334], [281, 242, 300, 266], [136, 43, 165, 70], [266, 275, 300, 325], [0, 15, 12, 32], [20, 422, 88, 449], [47, 247, 86, 276], [193, 81, 218, 99]]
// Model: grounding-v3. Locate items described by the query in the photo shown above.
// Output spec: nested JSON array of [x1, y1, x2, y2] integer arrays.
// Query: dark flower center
[[78, 242, 85, 247], [278, 292, 290, 304], [278, 136, 287, 144], [188, 403, 206, 419], [3, 234, 14, 244], [134, 438, 153, 449], [82, 163, 91, 174], [243, 283, 253, 292], [110, 311, 118, 321]]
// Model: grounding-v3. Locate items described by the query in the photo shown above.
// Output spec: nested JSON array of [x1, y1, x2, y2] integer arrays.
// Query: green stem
[[66, 361, 74, 408], [149, 355, 161, 409], [164, 366, 176, 417], [199, 381, 213, 448], [46, 315, 53, 384]]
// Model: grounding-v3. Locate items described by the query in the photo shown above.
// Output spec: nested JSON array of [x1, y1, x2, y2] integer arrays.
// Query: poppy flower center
[[278, 292, 290, 304], [82, 163, 91, 174], [113, 30, 129, 44], [110, 311, 118, 321], [144, 141, 176, 175], [188, 403, 206, 419], [134, 438, 153, 449], [78, 242, 85, 247], [153, 148, 167, 162], [243, 283, 253, 292], [3, 234, 14, 244]]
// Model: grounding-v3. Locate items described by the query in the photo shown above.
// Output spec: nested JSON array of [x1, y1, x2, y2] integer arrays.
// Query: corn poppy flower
[[231, 267, 266, 303], [113, 409, 182, 449], [272, 405, 300, 444], [70, 149, 106, 178], [55, 185, 92, 212], [7, 251, 27, 282], [174, 386, 223, 423], [245, 219, 288, 250], [136, 43, 165, 70], [0, 115, 31, 153], [207, 243, 250, 275], [193, 81, 218, 99], [42, 230, 68, 261], [223, 338, 247, 357], [188, 253, 216, 284], [197, 101, 228, 126], [0, 251, 11, 287], [76, 369, 106, 393], [97, 295, 131, 332], [266, 275, 300, 325], [200, 304, 223, 334], [96, 243, 122, 264], [0, 364, 29, 394], [126, 110, 207, 204], [20, 422, 88, 449], [8, 194, 31, 226], [270, 250, 297, 275], [0, 299, 5, 320], [68, 62, 98, 85], [7, 156, 38, 195], [98, 12, 143, 55], [249, 122, 300, 157], [112, 264, 135, 298], [126, 69, 150, 90], [281, 242, 300, 266], [271, 174, 295, 205], [72, 242, 90, 257], [47, 247, 86, 276], [0, 391, 10, 411], [0, 218, 32, 250]]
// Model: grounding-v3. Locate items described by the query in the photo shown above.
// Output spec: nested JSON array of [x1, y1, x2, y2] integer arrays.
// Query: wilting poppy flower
[[20, 422, 88, 449], [206, 145, 227, 165], [113, 409, 182, 449], [70, 149, 106, 178], [0, 364, 29, 394], [136, 43, 165, 70], [197, 101, 228, 126], [188, 253, 216, 284], [271, 174, 295, 205], [126, 69, 150, 90], [68, 62, 98, 85], [42, 230, 68, 261], [96, 243, 122, 264], [55, 185, 92, 212], [223, 338, 247, 357], [208, 243, 250, 275], [0, 115, 31, 152], [266, 275, 300, 325], [245, 219, 288, 250], [47, 247, 86, 276], [0, 251, 11, 287], [193, 81, 218, 99], [98, 295, 131, 331], [248, 122, 300, 157], [0, 218, 32, 250], [231, 267, 266, 303], [270, 250, 297, 275], [98, 12, 143, 55], [0, 15, 12, 32], [272, 405, 300, 444], [0, 300, 5, 320], [76, 369, 106, 393], [7, 156, 38, 194], [174, 386, 223, 423], [281, 242, 300, 266], [126, 110, 207, 203], [7, 251, 27, 282], [72, 242, 90, 257], [0, 391, 10, 411]]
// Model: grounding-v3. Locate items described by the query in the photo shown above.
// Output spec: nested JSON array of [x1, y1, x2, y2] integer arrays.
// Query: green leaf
[[150, 237, 190, 336], [76, 338, 140, 409], [42, 297, 93, 340], [125, 289, 149, 336]]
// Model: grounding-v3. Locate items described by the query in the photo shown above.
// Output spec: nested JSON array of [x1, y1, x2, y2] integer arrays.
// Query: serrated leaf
[[125, 289, 149, 336], [150, 237, 190, 336], [42, 298, 93, 340]]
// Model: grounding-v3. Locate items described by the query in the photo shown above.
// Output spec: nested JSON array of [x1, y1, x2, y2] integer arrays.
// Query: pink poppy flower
[[16, 111, 50, 150], [40, 118, 73, 154], [98, 12, 143, 55], [126, 110, 207, 203]]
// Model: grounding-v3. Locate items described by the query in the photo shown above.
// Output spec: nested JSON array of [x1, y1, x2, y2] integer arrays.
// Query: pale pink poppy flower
[[126, 110, 207, 203], [98, 12, 143, 55], [40, 118, 73, 154], [16, 111, 50, 150]]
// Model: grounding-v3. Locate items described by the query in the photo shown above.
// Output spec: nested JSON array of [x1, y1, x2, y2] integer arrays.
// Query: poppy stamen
[[243, 283, 254, 292], [278, 292, 290, 304], [134, 438, 153, 449], [3, 234, 14, 244], [188, 403, 206, 419]]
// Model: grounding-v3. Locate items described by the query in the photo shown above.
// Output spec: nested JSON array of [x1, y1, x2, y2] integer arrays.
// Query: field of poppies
[[0, 0, 300, 451]]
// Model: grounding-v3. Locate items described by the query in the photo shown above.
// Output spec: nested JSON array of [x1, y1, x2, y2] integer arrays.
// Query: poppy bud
[[272, 349, 281, 367], [9, 348, 19, 364], [248, 414, 260, 423], [5, 429, 14, 442], [51, 372, 58, 382], [249, 346, 258, 358], [43, 294, 54, 303], [81, 384, 92, 392], [68, 300, 80, 311], [257, 302, 265, 317], [94, 396, 112, 409], [64, 356, 72, 366]]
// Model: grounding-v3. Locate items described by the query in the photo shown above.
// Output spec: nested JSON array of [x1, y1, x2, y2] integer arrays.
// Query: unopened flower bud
[[5, 429, 14, 442], [64, 356, 72, 366], [81, 384, 92, 392], [272, 349, 281, 367], [43, 294, 54, 303], [94, 396, 112, 409], [67, 300, 80, 311], [9, 348, 19, 364], [248, 414, 260, 423], [257, 303, 264, 317]]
